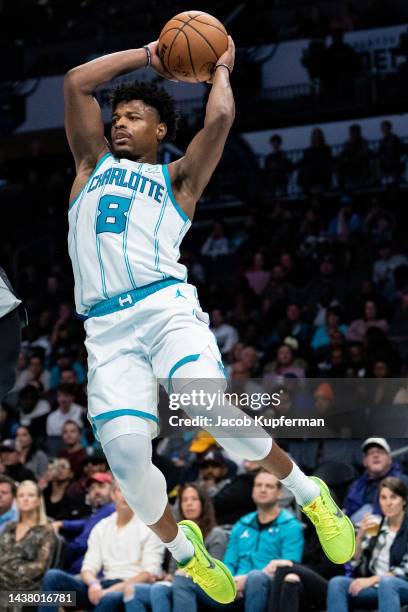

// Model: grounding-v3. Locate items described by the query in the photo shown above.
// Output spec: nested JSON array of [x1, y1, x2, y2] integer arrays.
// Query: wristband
[[143, 45, 151, 67], [214, 63, 231, 75], [89, 580, 100, 588]]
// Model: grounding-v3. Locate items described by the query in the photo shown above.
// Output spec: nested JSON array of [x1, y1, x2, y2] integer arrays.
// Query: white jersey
[[68, 152, 191, 315]]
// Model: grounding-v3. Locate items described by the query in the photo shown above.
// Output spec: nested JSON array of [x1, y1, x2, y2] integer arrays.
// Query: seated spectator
[[50, 345, 86, 389], [372, 241, 408, 301], [210, 309, 239, 358], [344, 438, 408, 525], [262, 134, 294, 197], [50, 301, 84, 349], [363, 199, 395, 244], [244, 252, 271, 297], [147, 483, 227, 612], [240, 345, 261, 377], [13, 353, 51, 392], [58, 420, 88, 479], [221, 470, 304, 612], [0, 480, 55, 591], [346, 299, 389, 343], [327, 477, 408, 612], [263, 341, 305, 388], [268, 505, 342, 612], [338, 124, 371, 189], [315, 331, 347, 376], [201, 221, 231, 259], [347, 341, 367, 377], [40, 479, 164, 612], [311, 305, 348, 353], [273, 303, 310, 348], [42, 458, 82, 520], [298, 128, 333, 193], [212, 459, 259, 525], [197, 450, 231, 497], [68, 453, 110, 498], [15, 425, 48, 480], [0, 439, 36, 482], [313, 383, 339, 436], [327, 197, 362, 241], [378, 120, 404, 182], [18, 384, 51, 439], [46, 383, 83, 455], [0, 475, 18, 533], [53, 472, 115, 574]]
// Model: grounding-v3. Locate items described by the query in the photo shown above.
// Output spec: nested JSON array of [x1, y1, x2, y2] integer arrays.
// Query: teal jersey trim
[[168, 353, 200, 392], [68, 152, 112, 211], [162, 165, 190, 223], [92, 409, 159, 424]]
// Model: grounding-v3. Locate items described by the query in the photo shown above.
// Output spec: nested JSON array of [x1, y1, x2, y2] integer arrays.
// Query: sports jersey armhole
[[162, 164, 190, 223], [68, 152, 113, 212]]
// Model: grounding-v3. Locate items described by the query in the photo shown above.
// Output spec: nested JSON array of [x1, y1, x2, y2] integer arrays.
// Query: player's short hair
[[110, 80, 179, 141]]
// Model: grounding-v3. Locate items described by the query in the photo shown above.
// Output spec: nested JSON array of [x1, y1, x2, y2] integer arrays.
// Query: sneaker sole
[[311, 477, 356, 564], [179, 520, 237, 603]]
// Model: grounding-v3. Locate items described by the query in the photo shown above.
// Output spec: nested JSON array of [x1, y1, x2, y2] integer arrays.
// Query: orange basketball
[[158, 11, 228, 83]]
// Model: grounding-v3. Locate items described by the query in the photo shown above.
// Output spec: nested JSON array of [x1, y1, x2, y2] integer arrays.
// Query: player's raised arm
[[64, 43, 174, 172], [169, 36, 236, 214]]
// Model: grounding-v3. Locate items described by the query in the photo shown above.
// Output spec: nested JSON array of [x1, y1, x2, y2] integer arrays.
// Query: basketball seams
[[181, 29, 200, 83], [183, 21, 220, 62], [160, 14, 199, 79], [190, 15, 228, 36]]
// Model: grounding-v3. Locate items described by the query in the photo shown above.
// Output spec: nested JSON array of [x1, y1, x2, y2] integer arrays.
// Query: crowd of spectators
[[262, 120, 407, 199], [1, 437, 408, 610]]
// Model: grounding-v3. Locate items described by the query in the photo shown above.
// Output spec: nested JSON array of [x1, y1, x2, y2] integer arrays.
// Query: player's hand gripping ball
[[158, 11, 228, 83]]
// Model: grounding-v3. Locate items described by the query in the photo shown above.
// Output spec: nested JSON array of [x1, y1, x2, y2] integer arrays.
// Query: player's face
[[111, 100, 166, 160]]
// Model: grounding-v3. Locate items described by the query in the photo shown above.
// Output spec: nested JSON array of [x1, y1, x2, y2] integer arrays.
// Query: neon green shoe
[[178, 520, 236, 604], [302, 476, 355, 564]]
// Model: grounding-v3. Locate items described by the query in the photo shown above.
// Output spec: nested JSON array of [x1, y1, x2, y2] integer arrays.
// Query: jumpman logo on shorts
[[175, 289, 186, 299]]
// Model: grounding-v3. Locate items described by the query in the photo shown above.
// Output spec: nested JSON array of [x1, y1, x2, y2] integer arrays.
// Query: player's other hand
[[146, 40, 178, 82], [218, 36, 235, 73], [207, 36, 235, 83]]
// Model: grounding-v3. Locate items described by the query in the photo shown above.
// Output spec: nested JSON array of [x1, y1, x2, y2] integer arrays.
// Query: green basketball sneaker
[[302, 477, 355, 564], [177, 519, 236, 604]]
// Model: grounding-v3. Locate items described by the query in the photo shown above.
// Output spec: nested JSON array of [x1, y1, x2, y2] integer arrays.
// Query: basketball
[[158, 11, 228, 83]]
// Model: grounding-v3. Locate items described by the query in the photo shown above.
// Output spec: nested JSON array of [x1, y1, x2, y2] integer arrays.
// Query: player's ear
[[157, 122, 167, 142]]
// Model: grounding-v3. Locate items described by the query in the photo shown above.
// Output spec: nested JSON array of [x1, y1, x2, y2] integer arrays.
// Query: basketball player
[[64, 37, 354, 604]]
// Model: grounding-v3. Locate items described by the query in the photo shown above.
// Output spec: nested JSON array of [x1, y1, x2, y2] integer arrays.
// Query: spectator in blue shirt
[[0, 475, 18, 533], [52, 472, 115, 574], [344, 438, 408, 525], [222, 469, 304, 612]]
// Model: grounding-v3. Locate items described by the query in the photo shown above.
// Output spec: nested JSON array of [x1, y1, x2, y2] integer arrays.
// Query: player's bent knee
[[104, 432, 167, 525]]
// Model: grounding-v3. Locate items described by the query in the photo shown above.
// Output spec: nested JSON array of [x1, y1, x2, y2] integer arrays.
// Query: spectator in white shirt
[[210, 309, 239, 357], [46, 383, 83, 437], [39, 479, 164, 612], [13, 354, 51, 392], [201, 222, 231, 259]]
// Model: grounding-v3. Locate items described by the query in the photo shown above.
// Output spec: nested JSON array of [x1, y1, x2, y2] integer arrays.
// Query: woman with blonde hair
[[0, 480, 55, 590]]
